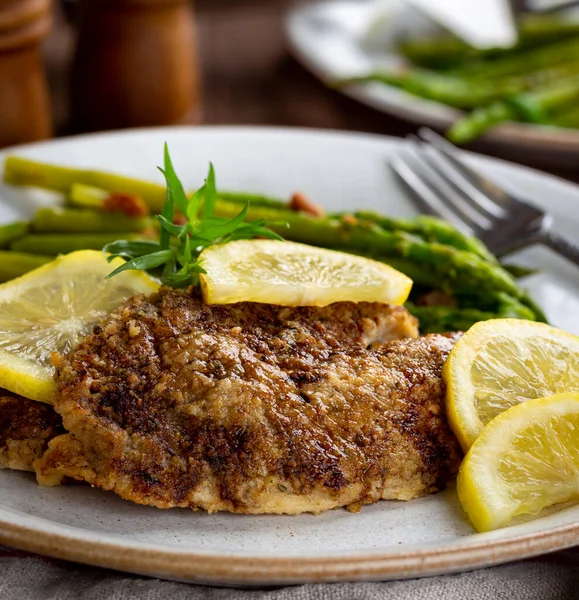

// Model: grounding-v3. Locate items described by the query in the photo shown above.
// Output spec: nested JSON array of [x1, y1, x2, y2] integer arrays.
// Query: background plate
[[1, 126, 579, 585], [285, 0, 579, 169]]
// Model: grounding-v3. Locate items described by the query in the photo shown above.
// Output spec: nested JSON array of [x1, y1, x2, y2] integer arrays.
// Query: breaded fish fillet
[[36, 288, 461, 514], [0, 392, 62, 472]]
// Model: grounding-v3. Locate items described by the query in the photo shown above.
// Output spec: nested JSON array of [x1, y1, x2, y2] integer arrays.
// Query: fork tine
[[402, 140, 491, 232], [414, 139, 504, 221], [417, 128, 519, 214], [390, 149, 479, 234], [390, 153, 470, 231]]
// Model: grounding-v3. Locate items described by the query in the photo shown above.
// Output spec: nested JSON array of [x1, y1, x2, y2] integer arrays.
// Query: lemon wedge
[[458, 392, 579, 532], [199, 240, 413, 307], [443, 319, 579, 451], [0, 250, 158, 404]]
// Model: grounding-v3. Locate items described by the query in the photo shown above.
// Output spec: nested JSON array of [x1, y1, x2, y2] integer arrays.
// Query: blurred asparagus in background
[[398, 15, 579, 69], [336, 70, 524, 110], [448, 74, 579, 142], [337, 13, 579, 142]]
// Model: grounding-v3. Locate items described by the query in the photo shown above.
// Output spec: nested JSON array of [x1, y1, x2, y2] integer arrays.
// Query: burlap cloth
[[2, 546, 579, 599]]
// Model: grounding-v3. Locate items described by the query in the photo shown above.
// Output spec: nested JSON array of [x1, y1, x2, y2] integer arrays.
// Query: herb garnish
[[104, 144, 284, 287]]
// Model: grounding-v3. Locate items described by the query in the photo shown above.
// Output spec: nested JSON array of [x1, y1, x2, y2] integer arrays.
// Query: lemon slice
[[443, 319, 579, 452], [199, 240, 413, 307], [0, 250, 158, 404], [458, 393, 579, 532]]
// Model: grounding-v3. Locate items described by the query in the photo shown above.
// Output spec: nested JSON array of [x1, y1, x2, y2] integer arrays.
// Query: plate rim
[[3, 124, 579, 195], [284, 1, 579, 152], [1, 125, 579, 584], [0, 513, 578, 584]]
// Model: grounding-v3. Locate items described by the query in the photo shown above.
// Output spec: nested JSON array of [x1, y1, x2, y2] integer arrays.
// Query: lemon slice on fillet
[[199, 240, 413, 307], [0, 250, 158, 404], [443, 319, 579, 452], [458, 393, 579, 532]]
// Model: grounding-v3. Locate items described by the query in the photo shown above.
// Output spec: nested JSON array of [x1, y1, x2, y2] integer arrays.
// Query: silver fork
[[390, 128, 579, 264]]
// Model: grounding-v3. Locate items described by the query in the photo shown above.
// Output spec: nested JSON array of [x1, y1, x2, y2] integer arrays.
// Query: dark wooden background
[[44, 0, 577, 182], [45, 1, 423, 137]]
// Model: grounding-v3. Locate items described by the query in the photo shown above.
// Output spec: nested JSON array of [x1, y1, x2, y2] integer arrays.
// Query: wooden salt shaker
[[70, 0, 200, 132], [0, 0, 53, 148]]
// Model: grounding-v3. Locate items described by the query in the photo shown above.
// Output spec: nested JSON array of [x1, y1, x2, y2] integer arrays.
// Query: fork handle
[[541, 231, 579, 267]]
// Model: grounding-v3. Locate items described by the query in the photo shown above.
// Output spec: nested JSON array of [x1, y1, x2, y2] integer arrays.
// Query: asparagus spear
[[32, 207, 151, 234], [518, 15, 579, 40], [3, 157, 167, 212], [11, 233, 142, 255], [214, 200, 534, 308], [4, 155, 292, 215], [501, 264, 537, 279], [0, 221, 28, 248], [218, 191, 289, 209], [495, 292, 537, 320], [448, 103, 517, 144], [0, 245, 533, 333], [0, 251, 51, 282], [452, 38, 579, 81], [512, 75, 579, 122], [521, 59, 579, 88], [457, 290, 546, 323], [405, 303, 500, 333], [354, 211, 497, 263], [549, 104, 579, 129], [340, 55, 579, 110], [337, 70, 523, 110], [407, 290, 539, 333], [69, 183, 109, 209], [1, 159, 545, 322], [399, 16, 579, 70], [212, 197, 498, 263], [448, 75, 579, 143], [399, 38, 478, 71]]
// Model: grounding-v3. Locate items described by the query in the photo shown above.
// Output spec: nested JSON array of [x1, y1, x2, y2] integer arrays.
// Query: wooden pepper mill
[[0, 0, 53, 148], [70, 0, 200, 132]]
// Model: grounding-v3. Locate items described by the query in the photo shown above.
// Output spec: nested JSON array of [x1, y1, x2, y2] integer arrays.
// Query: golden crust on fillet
[[36, 287, 461, 514], [0, 391, 62, 472]]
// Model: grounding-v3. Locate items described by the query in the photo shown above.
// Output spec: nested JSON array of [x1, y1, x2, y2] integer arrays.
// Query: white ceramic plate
[[1, 126, 579, 586], [285, 0, 579, 168]]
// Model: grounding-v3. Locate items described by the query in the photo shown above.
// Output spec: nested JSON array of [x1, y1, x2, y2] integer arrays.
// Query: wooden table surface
[[44, 0, 578, 183]]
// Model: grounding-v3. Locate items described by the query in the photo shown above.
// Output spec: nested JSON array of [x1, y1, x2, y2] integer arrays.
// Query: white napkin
[[406, 0, 517, 48], [362, 0, 518, 49]]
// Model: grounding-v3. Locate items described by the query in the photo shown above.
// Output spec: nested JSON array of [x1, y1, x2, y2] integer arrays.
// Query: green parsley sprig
[[104, 143, 284, 287]]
